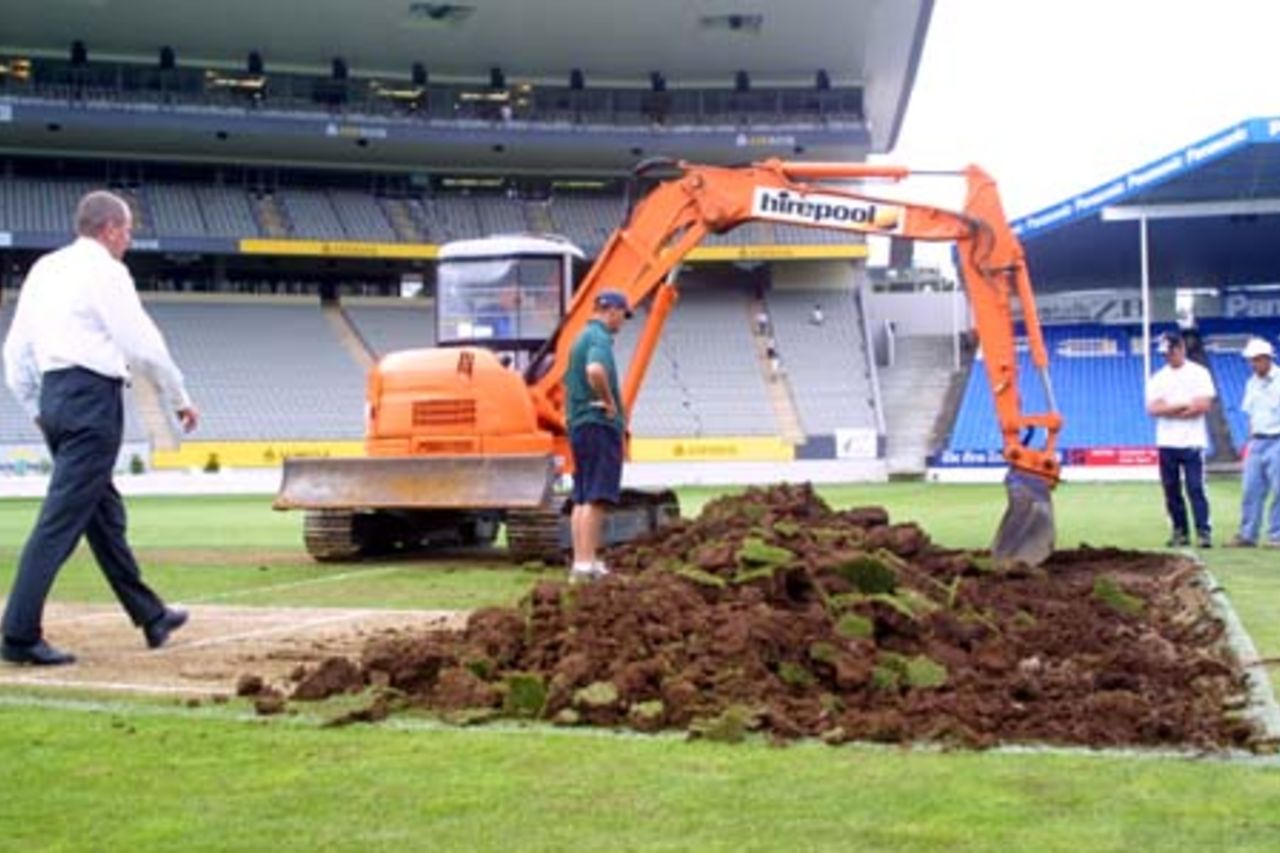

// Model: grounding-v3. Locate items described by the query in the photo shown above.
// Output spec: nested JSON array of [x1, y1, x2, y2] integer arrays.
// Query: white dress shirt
[[3, 237, 192, 420]]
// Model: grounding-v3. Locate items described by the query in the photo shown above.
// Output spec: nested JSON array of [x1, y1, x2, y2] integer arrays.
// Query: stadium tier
[[940, 322, 1280, 456], [145, 301, 366, 440], [0, 289, 883, 448], [0, 175, 875, 254], [0, 55, 866, 129], [344, 302, 438, 357], [765, 290, 878, 434], [946, 324, 1171, 454], [615, 288, 781, 438]]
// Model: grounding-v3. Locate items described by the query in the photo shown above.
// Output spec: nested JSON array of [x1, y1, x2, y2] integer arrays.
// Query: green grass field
[[1, 480, 1278, 851]]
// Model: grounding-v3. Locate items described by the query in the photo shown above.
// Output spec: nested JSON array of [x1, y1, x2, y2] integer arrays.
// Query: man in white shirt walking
[[1145, 331, 1216, 548], [1, 191, 199, 666]]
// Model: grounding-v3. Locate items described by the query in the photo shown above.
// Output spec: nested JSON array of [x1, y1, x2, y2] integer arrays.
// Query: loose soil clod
[[273, 484, 1261, 749]]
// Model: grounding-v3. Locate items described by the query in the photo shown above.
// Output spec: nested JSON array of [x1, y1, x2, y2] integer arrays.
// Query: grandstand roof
[[1012, 116, 1280, 291], [0, 0, 934, 152]]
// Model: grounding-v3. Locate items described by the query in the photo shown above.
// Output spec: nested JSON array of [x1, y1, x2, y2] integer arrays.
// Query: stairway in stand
[[130, 377, 180, 452], [879, 335, 959, 475], [747, 297, 807, 445]]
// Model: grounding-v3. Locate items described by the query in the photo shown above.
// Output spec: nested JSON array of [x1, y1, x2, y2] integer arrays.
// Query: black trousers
[[2, 367, 165, 645], [1158, 446, 1211, 538]]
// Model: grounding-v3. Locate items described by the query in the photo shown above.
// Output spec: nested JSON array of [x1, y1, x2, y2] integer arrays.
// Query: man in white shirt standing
[[1, 191, 199, 666], [1145, 331, 1216, 548]]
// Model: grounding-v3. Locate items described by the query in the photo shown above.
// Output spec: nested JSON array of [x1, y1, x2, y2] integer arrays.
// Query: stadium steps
[[932, 354, 974, 459], [252, 193, 291, 239], [324, 302, 377, 372], [748, 297, 806, 444], [880, 335, 958, 473], [129, 375, 180, 451], [381, 198, 423, 242]]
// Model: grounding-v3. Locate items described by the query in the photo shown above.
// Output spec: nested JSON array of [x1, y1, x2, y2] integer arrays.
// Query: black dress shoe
[[1, 639, 76, 666], [144, 607, 189, 649]]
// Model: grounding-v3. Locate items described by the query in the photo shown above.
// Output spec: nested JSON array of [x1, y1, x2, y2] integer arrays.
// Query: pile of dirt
[[265, 484, 1260, 749]]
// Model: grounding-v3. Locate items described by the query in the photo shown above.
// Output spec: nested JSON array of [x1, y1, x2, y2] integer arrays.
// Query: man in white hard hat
[[1229, 337, 1280, 548]]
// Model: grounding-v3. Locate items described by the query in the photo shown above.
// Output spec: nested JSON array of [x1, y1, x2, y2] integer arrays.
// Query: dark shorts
[[570, 423, 623, 505]]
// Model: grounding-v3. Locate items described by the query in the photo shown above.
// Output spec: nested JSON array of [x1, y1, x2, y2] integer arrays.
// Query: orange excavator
[[275, 159, 1062, 565]]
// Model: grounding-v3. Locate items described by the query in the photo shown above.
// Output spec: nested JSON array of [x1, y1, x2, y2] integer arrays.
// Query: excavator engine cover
[[991, 469, 1056, 567], [274, 454, 556, 511]]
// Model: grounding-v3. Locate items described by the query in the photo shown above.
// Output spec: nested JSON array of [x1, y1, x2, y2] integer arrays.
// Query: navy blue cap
[[595, 290, 633, 318], [1158, 331, 1184, 353]]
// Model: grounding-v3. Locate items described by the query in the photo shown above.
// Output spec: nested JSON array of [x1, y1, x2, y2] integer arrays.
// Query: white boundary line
[[0, 692, 1276, 766], [146, 610, 385, 654], [193, 566, 407, 602], [0, 677, 206, 695], [38, 565, 409, 628]]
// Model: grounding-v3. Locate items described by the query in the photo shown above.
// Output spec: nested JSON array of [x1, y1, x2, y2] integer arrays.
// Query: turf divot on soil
[[269, 484, 1264, 749]]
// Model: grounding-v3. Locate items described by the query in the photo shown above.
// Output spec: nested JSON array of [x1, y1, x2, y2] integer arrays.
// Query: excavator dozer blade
[[273, 455, 556, 511], [991, 469, 1056, 567]]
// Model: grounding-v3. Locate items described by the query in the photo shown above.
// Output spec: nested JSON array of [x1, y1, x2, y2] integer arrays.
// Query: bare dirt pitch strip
[[0, 601, 466, 696]]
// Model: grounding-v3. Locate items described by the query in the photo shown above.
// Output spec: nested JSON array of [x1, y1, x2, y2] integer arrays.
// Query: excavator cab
[[435, 234, 584, 374]]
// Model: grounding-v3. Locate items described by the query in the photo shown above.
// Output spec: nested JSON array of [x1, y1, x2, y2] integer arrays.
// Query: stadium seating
[[277, 190, 347, 240], [945, 323, 1187, 453], [765, 290, 879, 434], [327, 190, 398, 242], [190, 186, 262, 238], [345, 302, 437, 356], [0, 179, 95, 234], [614, 288, 778, 437], [145, 300, 366, 440], [425, 196, 482, 243], [474, 195, 530, 236], [0, 175, 890, 253], [1, 283, 890, 449], [547, 196, 625, 250], [146, 184, 206, 235]]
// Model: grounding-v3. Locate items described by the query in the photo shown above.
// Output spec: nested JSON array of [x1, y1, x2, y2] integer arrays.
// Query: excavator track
[[303, 509, 366, 562], [505, 489, 681, 565], [506, 505, 567, 564]]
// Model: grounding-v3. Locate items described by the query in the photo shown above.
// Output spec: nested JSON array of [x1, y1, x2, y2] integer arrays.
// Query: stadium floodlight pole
[[951, 274, 961, 371], [1139, 214, 1152, 385]]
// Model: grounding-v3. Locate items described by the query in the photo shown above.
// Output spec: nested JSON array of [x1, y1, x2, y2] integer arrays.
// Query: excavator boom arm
[[530, 159, 1061, 490]]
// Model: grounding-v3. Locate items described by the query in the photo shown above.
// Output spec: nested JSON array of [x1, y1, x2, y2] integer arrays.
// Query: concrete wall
[[864, 290, 961, 337], [770, 260, 859, 292]]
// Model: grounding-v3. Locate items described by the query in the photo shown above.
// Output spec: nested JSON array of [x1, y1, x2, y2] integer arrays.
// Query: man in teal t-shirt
[[564, 290, 631, 583]]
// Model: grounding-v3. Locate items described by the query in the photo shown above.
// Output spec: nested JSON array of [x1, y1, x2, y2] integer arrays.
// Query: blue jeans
[[1240, 436, 1280, 544], [1158, 447, 1210, 538]]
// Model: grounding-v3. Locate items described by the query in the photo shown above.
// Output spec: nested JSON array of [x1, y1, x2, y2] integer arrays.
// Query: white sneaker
[[568, 561, 610, 584]]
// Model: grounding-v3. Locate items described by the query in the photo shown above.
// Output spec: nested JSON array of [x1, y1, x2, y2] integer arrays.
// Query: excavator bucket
[[991, 469, 1056, 567], [273, 455, 556, 511]]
